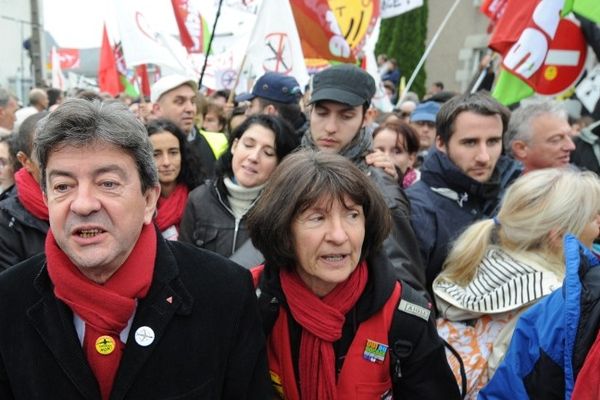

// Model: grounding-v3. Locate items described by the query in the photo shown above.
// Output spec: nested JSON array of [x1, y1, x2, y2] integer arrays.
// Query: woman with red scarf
[[147, 119, 204, 240], [246, 151, 460, 400]]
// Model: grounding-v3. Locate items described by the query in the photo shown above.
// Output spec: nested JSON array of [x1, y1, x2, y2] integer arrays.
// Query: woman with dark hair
[[146, 118, 204, 240], [372, 122, 420, 188], [179, 114, 299, 263], [246, 150, 460, 399]]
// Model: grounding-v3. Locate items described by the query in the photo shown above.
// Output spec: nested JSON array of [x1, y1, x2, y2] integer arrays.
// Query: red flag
[[480, 0, 508, 23], [136, 65, 151, 98], [98, 25, 122, 96], [289, 0, 355, 63], [171, 0, 195, 51], [480, 0, 508, 32], [488, 0, 538, 54]]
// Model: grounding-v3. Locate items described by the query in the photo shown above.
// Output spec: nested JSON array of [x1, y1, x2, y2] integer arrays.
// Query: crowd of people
[[0, 60, 599, 399]]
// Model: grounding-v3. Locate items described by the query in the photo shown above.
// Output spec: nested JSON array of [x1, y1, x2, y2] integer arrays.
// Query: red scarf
[[280, 261, 368, 400], [155, 184, 189, 232], [15, 168, 48, 221], [45, 223, 156, 400]]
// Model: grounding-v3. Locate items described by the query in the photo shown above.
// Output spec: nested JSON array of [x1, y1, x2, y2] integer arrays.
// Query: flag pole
[[198, 0, 225, 90], [397, 0, 462, 104], [227, 54, 248, 104]]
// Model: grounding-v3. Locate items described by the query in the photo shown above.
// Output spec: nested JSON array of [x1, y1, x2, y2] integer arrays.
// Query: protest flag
[[244, 0, 309, 87], [51, 46, 66, 90], [98, 25, 122, 96]]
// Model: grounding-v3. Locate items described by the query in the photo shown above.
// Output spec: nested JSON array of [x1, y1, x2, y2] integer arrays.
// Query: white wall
[[0, 0, 36, 102]]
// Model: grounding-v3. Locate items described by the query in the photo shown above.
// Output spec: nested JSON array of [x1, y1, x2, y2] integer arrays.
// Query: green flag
[[564, 0, 600, 23], [491, 69, 534, 106]]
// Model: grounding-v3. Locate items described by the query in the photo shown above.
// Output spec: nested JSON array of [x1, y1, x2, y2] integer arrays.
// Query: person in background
[[15, 88, 48, 130], [227, 105, 248, 137], [434, 168, 600, 398], [239, 72, 308, 139], [247, 150, 460, 399], [0, 88, 18, 136], [373, 122, 421, 188], [0, 98, 271, 399], [201, 100, 226, 133], [179, 114, 299, 266], [0, 135, 15, 196], [505, 100, 574, 174], [0, 111, 49, 271], [151, 75, 227, 177], [410, 101, 441, 167], [46, 88, 63, 112], [407, 92, 515, 296], [146, 119, 205, 241]]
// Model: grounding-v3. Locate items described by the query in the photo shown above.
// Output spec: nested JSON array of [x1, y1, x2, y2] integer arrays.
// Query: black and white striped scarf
[[433, 247, 562, 315]]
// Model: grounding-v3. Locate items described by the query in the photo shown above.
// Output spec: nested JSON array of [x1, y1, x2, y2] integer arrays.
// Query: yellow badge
[[95, 335, 116, 355], [269, 371, 285, 399]]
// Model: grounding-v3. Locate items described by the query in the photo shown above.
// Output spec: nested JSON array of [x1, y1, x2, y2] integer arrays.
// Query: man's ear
[[16, 151, 33, 172], [435, 136, 446, 153], [152, 102, 161, 116], [511, 140, 528, 161], [264, 104, 277, 116], [143, 185, 161, 225]]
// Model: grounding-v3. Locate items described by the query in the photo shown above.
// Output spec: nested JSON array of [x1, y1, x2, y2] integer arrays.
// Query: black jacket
[[0, 186, 48, 272], [572, 121, 600, 175], [0, 234, 271, 399], [256, 251, 460, 399], [179, 179, 259, 264], [407, 150, 508, 294], [368, 166, 427, 294]]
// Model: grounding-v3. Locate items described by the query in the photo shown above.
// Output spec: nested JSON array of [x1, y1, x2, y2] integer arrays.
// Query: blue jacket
[[479, 235, 600, 400], [406, 150, 516, 292]]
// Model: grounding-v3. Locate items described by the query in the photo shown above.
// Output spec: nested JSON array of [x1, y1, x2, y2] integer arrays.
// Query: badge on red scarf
[[95, 336, 116, 355], [363, 339, 388, 363]]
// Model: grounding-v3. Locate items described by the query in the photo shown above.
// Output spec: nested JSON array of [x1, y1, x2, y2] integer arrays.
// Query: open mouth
[[77, 228, 104, 238], [322, 254, 346, 262]]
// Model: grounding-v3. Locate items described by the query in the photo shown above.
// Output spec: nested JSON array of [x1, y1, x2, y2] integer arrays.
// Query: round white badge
[[134, 326, 155, 347]]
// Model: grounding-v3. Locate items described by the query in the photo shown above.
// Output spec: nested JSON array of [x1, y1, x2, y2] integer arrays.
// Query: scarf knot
[[46, 223, 157, 400]]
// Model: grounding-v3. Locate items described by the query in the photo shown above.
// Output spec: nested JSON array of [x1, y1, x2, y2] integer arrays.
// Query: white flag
[[112, 0, 193, 74], [51, 46, 66, 90], [243, 0, 309, 88], [381, 0, 424, 19], [576, 65, 600, 113], [364, 20, 393, 112]]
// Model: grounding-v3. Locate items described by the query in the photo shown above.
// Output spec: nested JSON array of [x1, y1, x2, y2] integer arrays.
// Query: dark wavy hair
[[247, 150, 391, 268], [146, 118, 205, 191], [216, 114, 300, 179]]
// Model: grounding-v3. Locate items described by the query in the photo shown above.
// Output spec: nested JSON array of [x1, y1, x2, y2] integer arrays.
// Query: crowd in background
[[0, 57, 600, 399]]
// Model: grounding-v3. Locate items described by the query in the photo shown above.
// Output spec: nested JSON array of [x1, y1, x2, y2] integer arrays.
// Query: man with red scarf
[[0, 111, 49, 271], [0, 99, 271, 400]]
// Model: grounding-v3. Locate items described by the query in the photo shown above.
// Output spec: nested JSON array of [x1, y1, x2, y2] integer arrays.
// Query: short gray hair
[[505, 100, 568, 154], [0, 88, 16, 108], [34, 99, 158, 193]]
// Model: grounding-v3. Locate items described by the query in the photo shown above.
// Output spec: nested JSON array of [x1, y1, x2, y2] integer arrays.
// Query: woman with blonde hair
[[433, 167, 600, 398]]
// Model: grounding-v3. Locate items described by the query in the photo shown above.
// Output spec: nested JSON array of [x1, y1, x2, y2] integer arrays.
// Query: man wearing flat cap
[[302, 63, 427, 294]]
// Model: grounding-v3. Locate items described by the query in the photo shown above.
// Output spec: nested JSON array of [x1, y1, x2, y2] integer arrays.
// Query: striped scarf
[[433, 247, 562, 315]]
